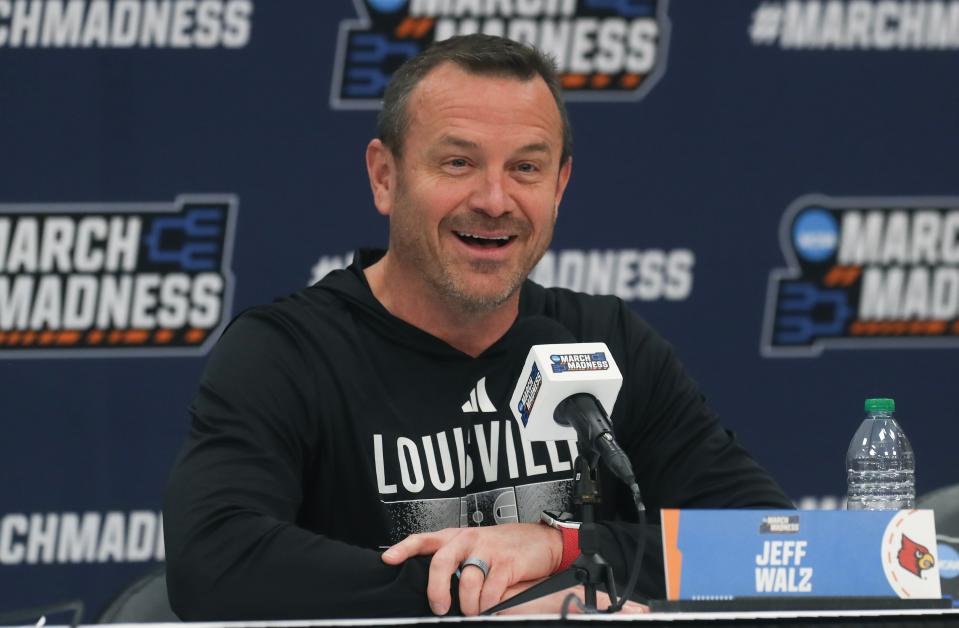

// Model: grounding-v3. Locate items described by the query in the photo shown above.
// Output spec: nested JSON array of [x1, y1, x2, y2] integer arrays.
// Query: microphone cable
[[605, 481, 647, 613]]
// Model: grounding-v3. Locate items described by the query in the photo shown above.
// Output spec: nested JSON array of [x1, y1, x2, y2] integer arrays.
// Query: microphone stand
[[482, 441, 619, 615]]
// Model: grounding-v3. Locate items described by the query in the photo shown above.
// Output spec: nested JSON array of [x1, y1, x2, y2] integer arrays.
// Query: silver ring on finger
[[459, 557, 490, 579]]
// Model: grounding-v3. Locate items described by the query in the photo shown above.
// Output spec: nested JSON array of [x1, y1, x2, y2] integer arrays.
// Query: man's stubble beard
[[388, 177, 554, 316]]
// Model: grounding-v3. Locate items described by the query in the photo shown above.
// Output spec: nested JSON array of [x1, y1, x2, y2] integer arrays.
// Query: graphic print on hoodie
[[372, 374, 579, 543]]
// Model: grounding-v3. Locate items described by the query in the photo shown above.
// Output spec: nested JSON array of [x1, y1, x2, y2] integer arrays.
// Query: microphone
[[508, 322, 636, 487], [554, 393, 636, 488], [484, 321, 645, 617]]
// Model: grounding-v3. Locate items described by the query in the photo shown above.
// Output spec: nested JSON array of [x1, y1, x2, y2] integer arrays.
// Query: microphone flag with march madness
[[510, 342, 623, 442]]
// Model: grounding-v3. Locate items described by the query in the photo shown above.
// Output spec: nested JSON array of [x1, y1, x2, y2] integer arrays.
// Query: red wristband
[[554, 525, 581, 573]]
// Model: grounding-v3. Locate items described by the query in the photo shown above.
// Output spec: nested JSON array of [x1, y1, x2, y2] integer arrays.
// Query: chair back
[[98, 566, 179, 623]]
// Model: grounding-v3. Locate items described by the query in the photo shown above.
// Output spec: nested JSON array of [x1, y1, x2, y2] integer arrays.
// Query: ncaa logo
[[369, 0, 407, 9], [938, 542, 959, 580], [792, 208, 838, 262], [331, 0, 672, 109]]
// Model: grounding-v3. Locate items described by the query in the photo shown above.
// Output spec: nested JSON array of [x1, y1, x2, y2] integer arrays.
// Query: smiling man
[[363, 55, 570, 357], [164, 35, 792, 620]]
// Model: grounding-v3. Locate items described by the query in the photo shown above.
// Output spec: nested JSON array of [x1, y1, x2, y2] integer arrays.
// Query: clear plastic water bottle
[[846, 398, 915, 510]]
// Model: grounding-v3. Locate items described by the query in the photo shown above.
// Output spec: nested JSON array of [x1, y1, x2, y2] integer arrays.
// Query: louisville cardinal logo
[[898, 534, 936, 577]]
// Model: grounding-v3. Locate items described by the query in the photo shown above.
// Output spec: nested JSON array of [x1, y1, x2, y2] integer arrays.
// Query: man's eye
[[516, 163, 538, 173], [448, 159, 468, 168]]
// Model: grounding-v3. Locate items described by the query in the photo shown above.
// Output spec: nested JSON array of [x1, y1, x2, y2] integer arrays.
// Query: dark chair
[[97, 566, 179, 623], [917, 484, 959, 601]]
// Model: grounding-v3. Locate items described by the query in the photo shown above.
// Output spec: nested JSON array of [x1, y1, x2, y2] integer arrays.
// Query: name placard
[[662, 509, 941, 600]]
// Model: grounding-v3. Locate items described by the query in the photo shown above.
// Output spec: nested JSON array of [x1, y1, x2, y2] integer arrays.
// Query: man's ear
[[366, 139, 397, 216]]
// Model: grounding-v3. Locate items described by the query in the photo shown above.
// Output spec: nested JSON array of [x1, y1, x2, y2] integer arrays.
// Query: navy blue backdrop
[[1, 0, 957, 619]]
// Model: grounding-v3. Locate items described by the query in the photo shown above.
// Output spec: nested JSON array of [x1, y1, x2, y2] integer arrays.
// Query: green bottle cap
[[865, 398, 895, 412]]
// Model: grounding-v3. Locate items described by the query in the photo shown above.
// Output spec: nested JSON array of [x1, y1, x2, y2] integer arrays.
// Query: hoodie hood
[[312, 249, 555, 361]]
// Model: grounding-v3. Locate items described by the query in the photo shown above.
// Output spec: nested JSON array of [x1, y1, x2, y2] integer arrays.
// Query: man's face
[[371, 63, 571, 314]]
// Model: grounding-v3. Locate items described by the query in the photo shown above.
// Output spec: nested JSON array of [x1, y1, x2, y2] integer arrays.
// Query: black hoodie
[[164, 249, 792, 620]]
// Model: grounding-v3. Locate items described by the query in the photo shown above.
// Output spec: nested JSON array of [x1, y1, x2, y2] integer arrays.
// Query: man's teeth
[[457, 232, 510, 241]]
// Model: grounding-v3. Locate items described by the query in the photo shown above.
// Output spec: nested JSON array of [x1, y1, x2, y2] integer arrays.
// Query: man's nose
[[469, 173, 512, 217]]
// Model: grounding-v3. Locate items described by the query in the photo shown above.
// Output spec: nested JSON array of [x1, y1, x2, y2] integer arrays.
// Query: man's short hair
[[378, 34, 573, 166]]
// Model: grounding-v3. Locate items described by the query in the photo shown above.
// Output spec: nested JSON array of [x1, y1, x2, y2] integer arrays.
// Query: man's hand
[[381, 523, 563, 616]]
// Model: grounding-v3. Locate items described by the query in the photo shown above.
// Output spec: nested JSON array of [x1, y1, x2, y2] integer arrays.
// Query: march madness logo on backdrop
[[0, 0, 253, 49], [331, 0, 671, 109], [748, 1, 959, 50], [761, 194, 959, 357], [0, 195, 237, 358]]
